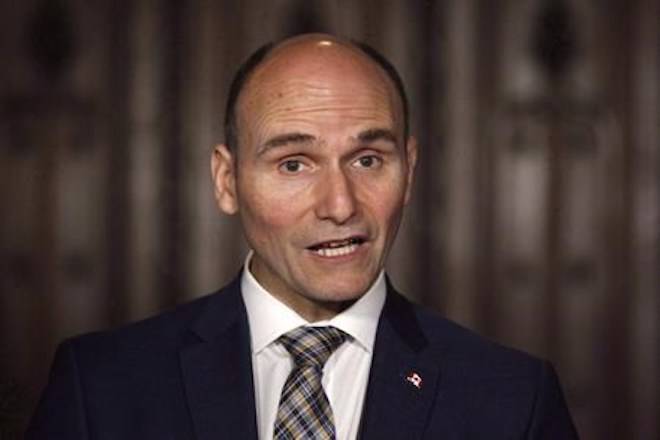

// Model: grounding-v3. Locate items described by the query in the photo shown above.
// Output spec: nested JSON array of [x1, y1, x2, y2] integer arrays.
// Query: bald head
[[224, 34, 409, 152]]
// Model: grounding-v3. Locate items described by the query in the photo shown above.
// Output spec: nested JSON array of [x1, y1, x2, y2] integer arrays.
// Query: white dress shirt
[[240, 253, 386, 440]]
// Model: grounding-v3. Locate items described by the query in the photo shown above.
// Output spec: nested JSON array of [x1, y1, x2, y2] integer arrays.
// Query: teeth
[[315, 243, 358, 257]]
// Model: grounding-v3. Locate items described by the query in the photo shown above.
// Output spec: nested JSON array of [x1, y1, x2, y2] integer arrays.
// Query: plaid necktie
[[273, 326, 348, 440]]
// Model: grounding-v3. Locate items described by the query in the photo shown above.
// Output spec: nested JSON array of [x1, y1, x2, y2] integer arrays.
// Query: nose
[[314, 167, 357, 224]]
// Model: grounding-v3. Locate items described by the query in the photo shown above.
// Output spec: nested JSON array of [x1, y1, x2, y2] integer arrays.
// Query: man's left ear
[[211, 144, 239, 215], [404, 136, 418, 204]]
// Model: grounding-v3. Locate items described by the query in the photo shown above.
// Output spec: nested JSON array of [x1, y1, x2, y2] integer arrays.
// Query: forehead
[[236, 40, 403, 142]]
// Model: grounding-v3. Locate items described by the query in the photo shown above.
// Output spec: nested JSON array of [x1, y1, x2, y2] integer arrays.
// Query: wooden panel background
[[0, 1, 658, 439]]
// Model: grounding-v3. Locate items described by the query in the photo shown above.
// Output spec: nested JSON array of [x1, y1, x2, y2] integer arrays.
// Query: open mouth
[[307, 236, 366, 258]]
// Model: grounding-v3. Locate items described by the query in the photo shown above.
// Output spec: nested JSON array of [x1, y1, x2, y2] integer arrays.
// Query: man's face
[[213, 39, 417, 320]]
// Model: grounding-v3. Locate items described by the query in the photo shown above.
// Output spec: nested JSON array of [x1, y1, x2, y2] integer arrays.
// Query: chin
[[307, 276, 375, 302]]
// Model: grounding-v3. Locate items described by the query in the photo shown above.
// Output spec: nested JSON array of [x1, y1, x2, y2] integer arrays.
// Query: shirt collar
[[241, 251, 386, 355]]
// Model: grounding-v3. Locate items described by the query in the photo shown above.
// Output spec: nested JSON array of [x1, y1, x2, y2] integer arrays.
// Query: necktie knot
[[278, 326, 347, 368]]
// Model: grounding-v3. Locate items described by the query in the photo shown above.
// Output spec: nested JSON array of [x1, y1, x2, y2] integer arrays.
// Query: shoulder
[[69, 294, 205, 358], [385, 287, 545, 379], [419, 306, 540, 371], [63, 276, 243, 371], [28, 277, 248, 438], [391, 297, 578, 438]]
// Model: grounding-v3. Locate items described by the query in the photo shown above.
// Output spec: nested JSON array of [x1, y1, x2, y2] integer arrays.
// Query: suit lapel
[[179, 277, 258, 440], [359, 283, 441, 440]]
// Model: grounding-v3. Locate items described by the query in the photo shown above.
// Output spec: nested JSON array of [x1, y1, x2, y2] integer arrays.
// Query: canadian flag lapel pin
[[405, 371, 423, 389]]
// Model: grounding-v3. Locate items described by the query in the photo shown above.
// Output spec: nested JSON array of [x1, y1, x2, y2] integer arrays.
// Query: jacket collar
[[179, 275, 259, 440], [359, 279, 442, 439]]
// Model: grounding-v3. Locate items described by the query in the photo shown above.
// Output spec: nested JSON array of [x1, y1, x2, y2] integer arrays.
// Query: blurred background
[[0, 0, 658, 438]]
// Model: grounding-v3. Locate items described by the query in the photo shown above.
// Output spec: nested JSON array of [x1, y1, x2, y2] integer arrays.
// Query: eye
[[354, 155, 382, 169], [279, 159, 306, 174]]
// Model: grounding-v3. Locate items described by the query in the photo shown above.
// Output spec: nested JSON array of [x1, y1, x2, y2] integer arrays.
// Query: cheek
[[359, 176, 407, 221], [374, 198, 405, 235], [238, 178, 307, 235], [241, 196, 289, 233], [241, 166, 315, 214]]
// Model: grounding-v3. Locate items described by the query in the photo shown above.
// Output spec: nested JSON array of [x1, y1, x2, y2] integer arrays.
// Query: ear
[[403, 136, 418, 205], [211, 144, 239, 214]]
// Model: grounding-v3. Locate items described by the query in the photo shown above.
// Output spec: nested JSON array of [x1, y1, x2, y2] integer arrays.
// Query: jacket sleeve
[[25, 340, 90, 439], [525, 361, 580, 439]]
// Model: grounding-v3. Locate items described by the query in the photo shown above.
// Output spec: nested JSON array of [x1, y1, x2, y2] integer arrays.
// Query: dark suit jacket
[[27, 275, 579, 439]]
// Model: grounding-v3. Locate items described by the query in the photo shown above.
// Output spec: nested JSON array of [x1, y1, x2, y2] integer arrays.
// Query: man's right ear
[[211, 144, 239, 214]]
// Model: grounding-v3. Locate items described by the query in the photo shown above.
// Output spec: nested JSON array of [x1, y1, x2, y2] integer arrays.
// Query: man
[[27, 33, 578, 439]]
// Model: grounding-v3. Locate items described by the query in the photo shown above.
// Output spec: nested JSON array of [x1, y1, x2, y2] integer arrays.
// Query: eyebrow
[[357, 128, 398, 145], [259, 132, 316, 155], [258, 127, 399, 156]]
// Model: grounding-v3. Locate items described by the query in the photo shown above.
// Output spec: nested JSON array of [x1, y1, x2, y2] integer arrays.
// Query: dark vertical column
[[474, 1, 499, 336], [417, 0, 444, 309], [105, 1, 132, 325], [532, 0, 578, 364], [629, 1, 660, 437], [613, 5, 634, 440], [596, 2, 634, 439], [159, 0, 188, 306]]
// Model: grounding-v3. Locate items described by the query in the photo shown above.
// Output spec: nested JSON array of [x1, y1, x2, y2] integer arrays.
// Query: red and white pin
[[405, 371, 423, 389]]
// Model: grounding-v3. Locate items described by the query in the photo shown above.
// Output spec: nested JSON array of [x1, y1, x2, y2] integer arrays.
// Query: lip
[[305, 236, 370, 261], [306, 235, 368, 251]]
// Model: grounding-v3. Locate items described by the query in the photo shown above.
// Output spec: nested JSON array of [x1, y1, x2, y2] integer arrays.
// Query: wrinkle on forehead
[[235, 37, 404, 148], [244, 81, 397, 149], [253, 78, 394, 119]]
